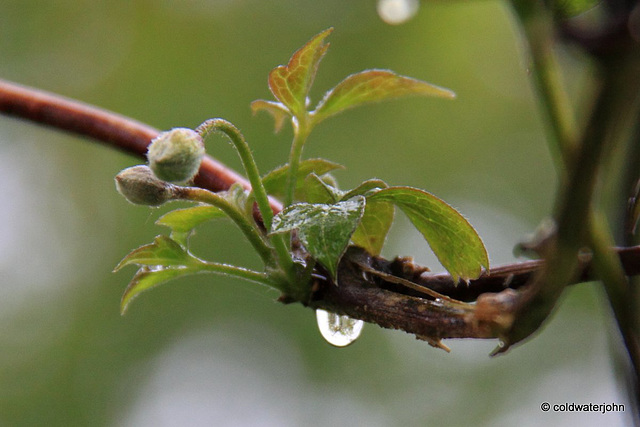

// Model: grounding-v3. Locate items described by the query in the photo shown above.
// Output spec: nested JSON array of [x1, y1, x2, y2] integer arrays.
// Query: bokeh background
[[0, 1, 632, 425]]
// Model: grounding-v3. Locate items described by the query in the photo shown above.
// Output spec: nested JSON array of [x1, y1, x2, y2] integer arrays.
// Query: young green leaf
[[157, 205, 226, 245], [268, 28, 333, 117], [120, 266, 202, 314], [223, 183, 253, 217], [350, 199, 394, 256], [262, 158, 343, 201], [368, 187, 489, 282], [312, 70, 455, 125], [551, 0, 599, 18], [302, 173, 343, 204], [296, 178, 393, 253], [250, 100, 291, 133], [113, 235, 202, 272], [271, 197, 366, 279], [341, 180, 393, 256], [341, 178, 388, 200]]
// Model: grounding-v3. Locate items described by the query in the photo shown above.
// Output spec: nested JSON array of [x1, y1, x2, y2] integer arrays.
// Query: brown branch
[[2, 78, 640, 345], [377, 245, 640, 302], [0, 79, 281, 212], [308, 245, 640, 346]]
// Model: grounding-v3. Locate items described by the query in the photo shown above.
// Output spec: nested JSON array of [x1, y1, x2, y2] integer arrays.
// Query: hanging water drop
[[377, 0, 420, 25], [316, 309, 364, 347]]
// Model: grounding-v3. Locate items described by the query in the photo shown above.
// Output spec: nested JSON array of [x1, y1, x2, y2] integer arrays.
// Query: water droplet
[[316, 309, 364, 347], [377, 0, 420, 25]]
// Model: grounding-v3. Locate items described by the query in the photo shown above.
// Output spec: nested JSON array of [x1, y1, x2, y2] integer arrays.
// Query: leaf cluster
[[114, 29, 489, 316]]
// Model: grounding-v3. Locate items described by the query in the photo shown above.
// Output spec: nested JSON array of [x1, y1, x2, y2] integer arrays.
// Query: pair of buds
[[115, 128, 204, 206]]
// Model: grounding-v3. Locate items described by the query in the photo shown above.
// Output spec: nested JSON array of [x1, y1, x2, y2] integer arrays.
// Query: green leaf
[[157, 185, 253, 247], [262, 158, 343, 201], [341, 178, 388, 200], [350, 199, 394, 256], [223, 183, 252, 215], [250, 100, 291, 133], [120, 266, 202, 314], [369, 187, 489, 281], [551, 0, 600, 18], [317, 172, 339, 189], [268, 28, 333, 117], [157, 205, 225, 233], [312, 69, 455, 125], [113, 235, 201, 272], [156, 205, 226, 245], [302, 173, 343, 204], [271, 197, 366, 279], [342, 180, 393, 256]]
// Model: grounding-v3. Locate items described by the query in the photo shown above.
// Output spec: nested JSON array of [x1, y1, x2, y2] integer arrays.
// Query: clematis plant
[[114, 29, 489, 339]]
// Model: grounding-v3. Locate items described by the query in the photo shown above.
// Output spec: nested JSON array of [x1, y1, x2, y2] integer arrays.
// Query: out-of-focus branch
[[0, 79, 278, 211], [508, 0, 640, 411]]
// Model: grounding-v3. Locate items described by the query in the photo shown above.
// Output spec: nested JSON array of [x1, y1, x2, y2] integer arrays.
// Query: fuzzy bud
[[115, 165, 175, 206], [147, 128, 205, 183]]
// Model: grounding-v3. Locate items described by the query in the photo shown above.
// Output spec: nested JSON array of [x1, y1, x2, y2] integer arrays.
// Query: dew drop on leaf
[[377, 0, 419, 25], [316, 309, 364, 347]]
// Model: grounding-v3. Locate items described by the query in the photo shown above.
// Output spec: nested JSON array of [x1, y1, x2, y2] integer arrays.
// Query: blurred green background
[[0, 1, 631, 425]]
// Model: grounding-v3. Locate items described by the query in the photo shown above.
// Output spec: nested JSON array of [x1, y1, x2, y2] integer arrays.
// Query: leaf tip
[[120, 290, 134, 315], [313, 27, 335, 43], [267, 28, 335, 116], [323, 26, 335, 35], [443, 88, 457, 99], [250, 99, 290, 133], [112, 257, 131, 273]]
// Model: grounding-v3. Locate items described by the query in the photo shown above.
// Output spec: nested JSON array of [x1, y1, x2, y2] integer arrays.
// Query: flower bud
[[115, 165, 175, 206], [147, 128, 204, 183]]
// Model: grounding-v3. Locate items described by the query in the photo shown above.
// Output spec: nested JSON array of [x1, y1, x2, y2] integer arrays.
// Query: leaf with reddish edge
[[312, 69, 456, 125], [268, 28, 333, 117], [369, 187, 489, 282], [250, 100, 291, 133]]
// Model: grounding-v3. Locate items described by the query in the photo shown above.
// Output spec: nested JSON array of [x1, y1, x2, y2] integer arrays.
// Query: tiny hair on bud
[[147, 128, 205, 183], [115, 165, 175, 206]]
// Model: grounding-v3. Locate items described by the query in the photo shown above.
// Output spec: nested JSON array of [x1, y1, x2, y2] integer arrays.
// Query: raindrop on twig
[[316, 309, 364, 347]]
